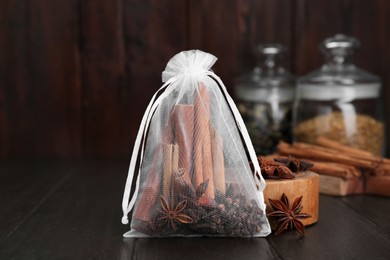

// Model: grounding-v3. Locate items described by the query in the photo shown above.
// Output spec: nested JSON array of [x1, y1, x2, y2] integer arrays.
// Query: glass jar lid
[[235, 44, 295, 103], [320, 34, 360, 57], [297, 34, 381, 100]]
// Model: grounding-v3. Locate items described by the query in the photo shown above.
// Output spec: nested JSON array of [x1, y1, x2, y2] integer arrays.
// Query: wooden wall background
[[1, 0, 389, 159]]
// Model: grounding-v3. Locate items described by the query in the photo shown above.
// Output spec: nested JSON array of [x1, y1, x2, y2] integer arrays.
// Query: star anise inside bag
[[156, 196, 193, 232], [267, 193, 311, 236]]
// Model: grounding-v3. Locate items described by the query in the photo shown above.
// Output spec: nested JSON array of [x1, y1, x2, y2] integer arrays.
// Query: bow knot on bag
[[162, 50, 217, 82]]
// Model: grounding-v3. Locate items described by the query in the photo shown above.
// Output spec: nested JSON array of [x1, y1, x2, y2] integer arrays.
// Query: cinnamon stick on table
[[316, 137, 390, 166], [374, 164, 390, 176], [315, 137, 374, 158], [309, 161, 361, 179], [193, 83, 215, 199], [277, 142, 375, 169]]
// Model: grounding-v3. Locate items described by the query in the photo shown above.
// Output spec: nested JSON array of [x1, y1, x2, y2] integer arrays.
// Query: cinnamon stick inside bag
[[172, 143, 179, 175], [193, 136, 204, 188], [172, 168, 194, 198], [133, 144, 162, 222], [193, 83, 215, 199], [211, 127, 226, 194], [163, 144, 173, 199], [171, 105, 194, 179]]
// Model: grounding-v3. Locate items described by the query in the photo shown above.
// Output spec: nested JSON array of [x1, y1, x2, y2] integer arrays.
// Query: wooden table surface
[[1, 159, 390, 260]]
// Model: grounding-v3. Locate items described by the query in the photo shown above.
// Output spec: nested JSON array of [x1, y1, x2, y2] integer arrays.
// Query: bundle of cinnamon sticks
[[133, 83, 227, 222], [272, 137, 390, 196]]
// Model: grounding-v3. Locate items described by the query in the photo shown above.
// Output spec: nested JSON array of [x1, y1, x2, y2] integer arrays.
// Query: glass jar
[[294, 34, 384, 155], [235, 44, 295, 155]]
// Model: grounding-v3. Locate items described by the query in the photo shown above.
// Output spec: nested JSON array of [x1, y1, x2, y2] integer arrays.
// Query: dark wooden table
[[1, 159, 390, 260]]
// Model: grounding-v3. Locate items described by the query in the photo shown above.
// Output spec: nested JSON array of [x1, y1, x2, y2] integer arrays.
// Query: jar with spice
[[235, 44, 295, 155], [294, 34, 384, 155]]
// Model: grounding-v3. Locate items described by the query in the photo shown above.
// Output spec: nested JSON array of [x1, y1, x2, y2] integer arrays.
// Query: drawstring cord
[[121, 76, 178, 224], [206, 72, 265, 192]]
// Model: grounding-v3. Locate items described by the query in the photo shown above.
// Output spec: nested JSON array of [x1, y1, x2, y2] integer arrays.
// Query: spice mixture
[[133, 182, 266, 237], [295, 112, 383, 155]]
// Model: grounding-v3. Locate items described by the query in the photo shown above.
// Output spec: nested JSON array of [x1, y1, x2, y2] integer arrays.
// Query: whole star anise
[[252, 157, 314, 179], [267, 193, 311, 236], [157, 196, 193, 231]]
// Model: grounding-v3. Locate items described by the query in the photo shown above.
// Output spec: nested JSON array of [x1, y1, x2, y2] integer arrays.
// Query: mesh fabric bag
[[121, 50, 271, 237]]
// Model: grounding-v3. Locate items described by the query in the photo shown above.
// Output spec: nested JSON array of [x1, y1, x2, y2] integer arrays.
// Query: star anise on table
[[157, 196, 193, 232], [252, 157, 314, 179], [273, 157, 313, 172], [267, 193, 311, 236]]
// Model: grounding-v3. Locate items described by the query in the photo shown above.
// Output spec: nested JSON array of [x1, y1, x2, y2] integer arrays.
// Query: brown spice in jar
[[295, 112, 384, 155]]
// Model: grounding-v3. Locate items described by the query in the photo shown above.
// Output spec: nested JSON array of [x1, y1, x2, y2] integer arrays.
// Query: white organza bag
[[121, 50, 271, 237]]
